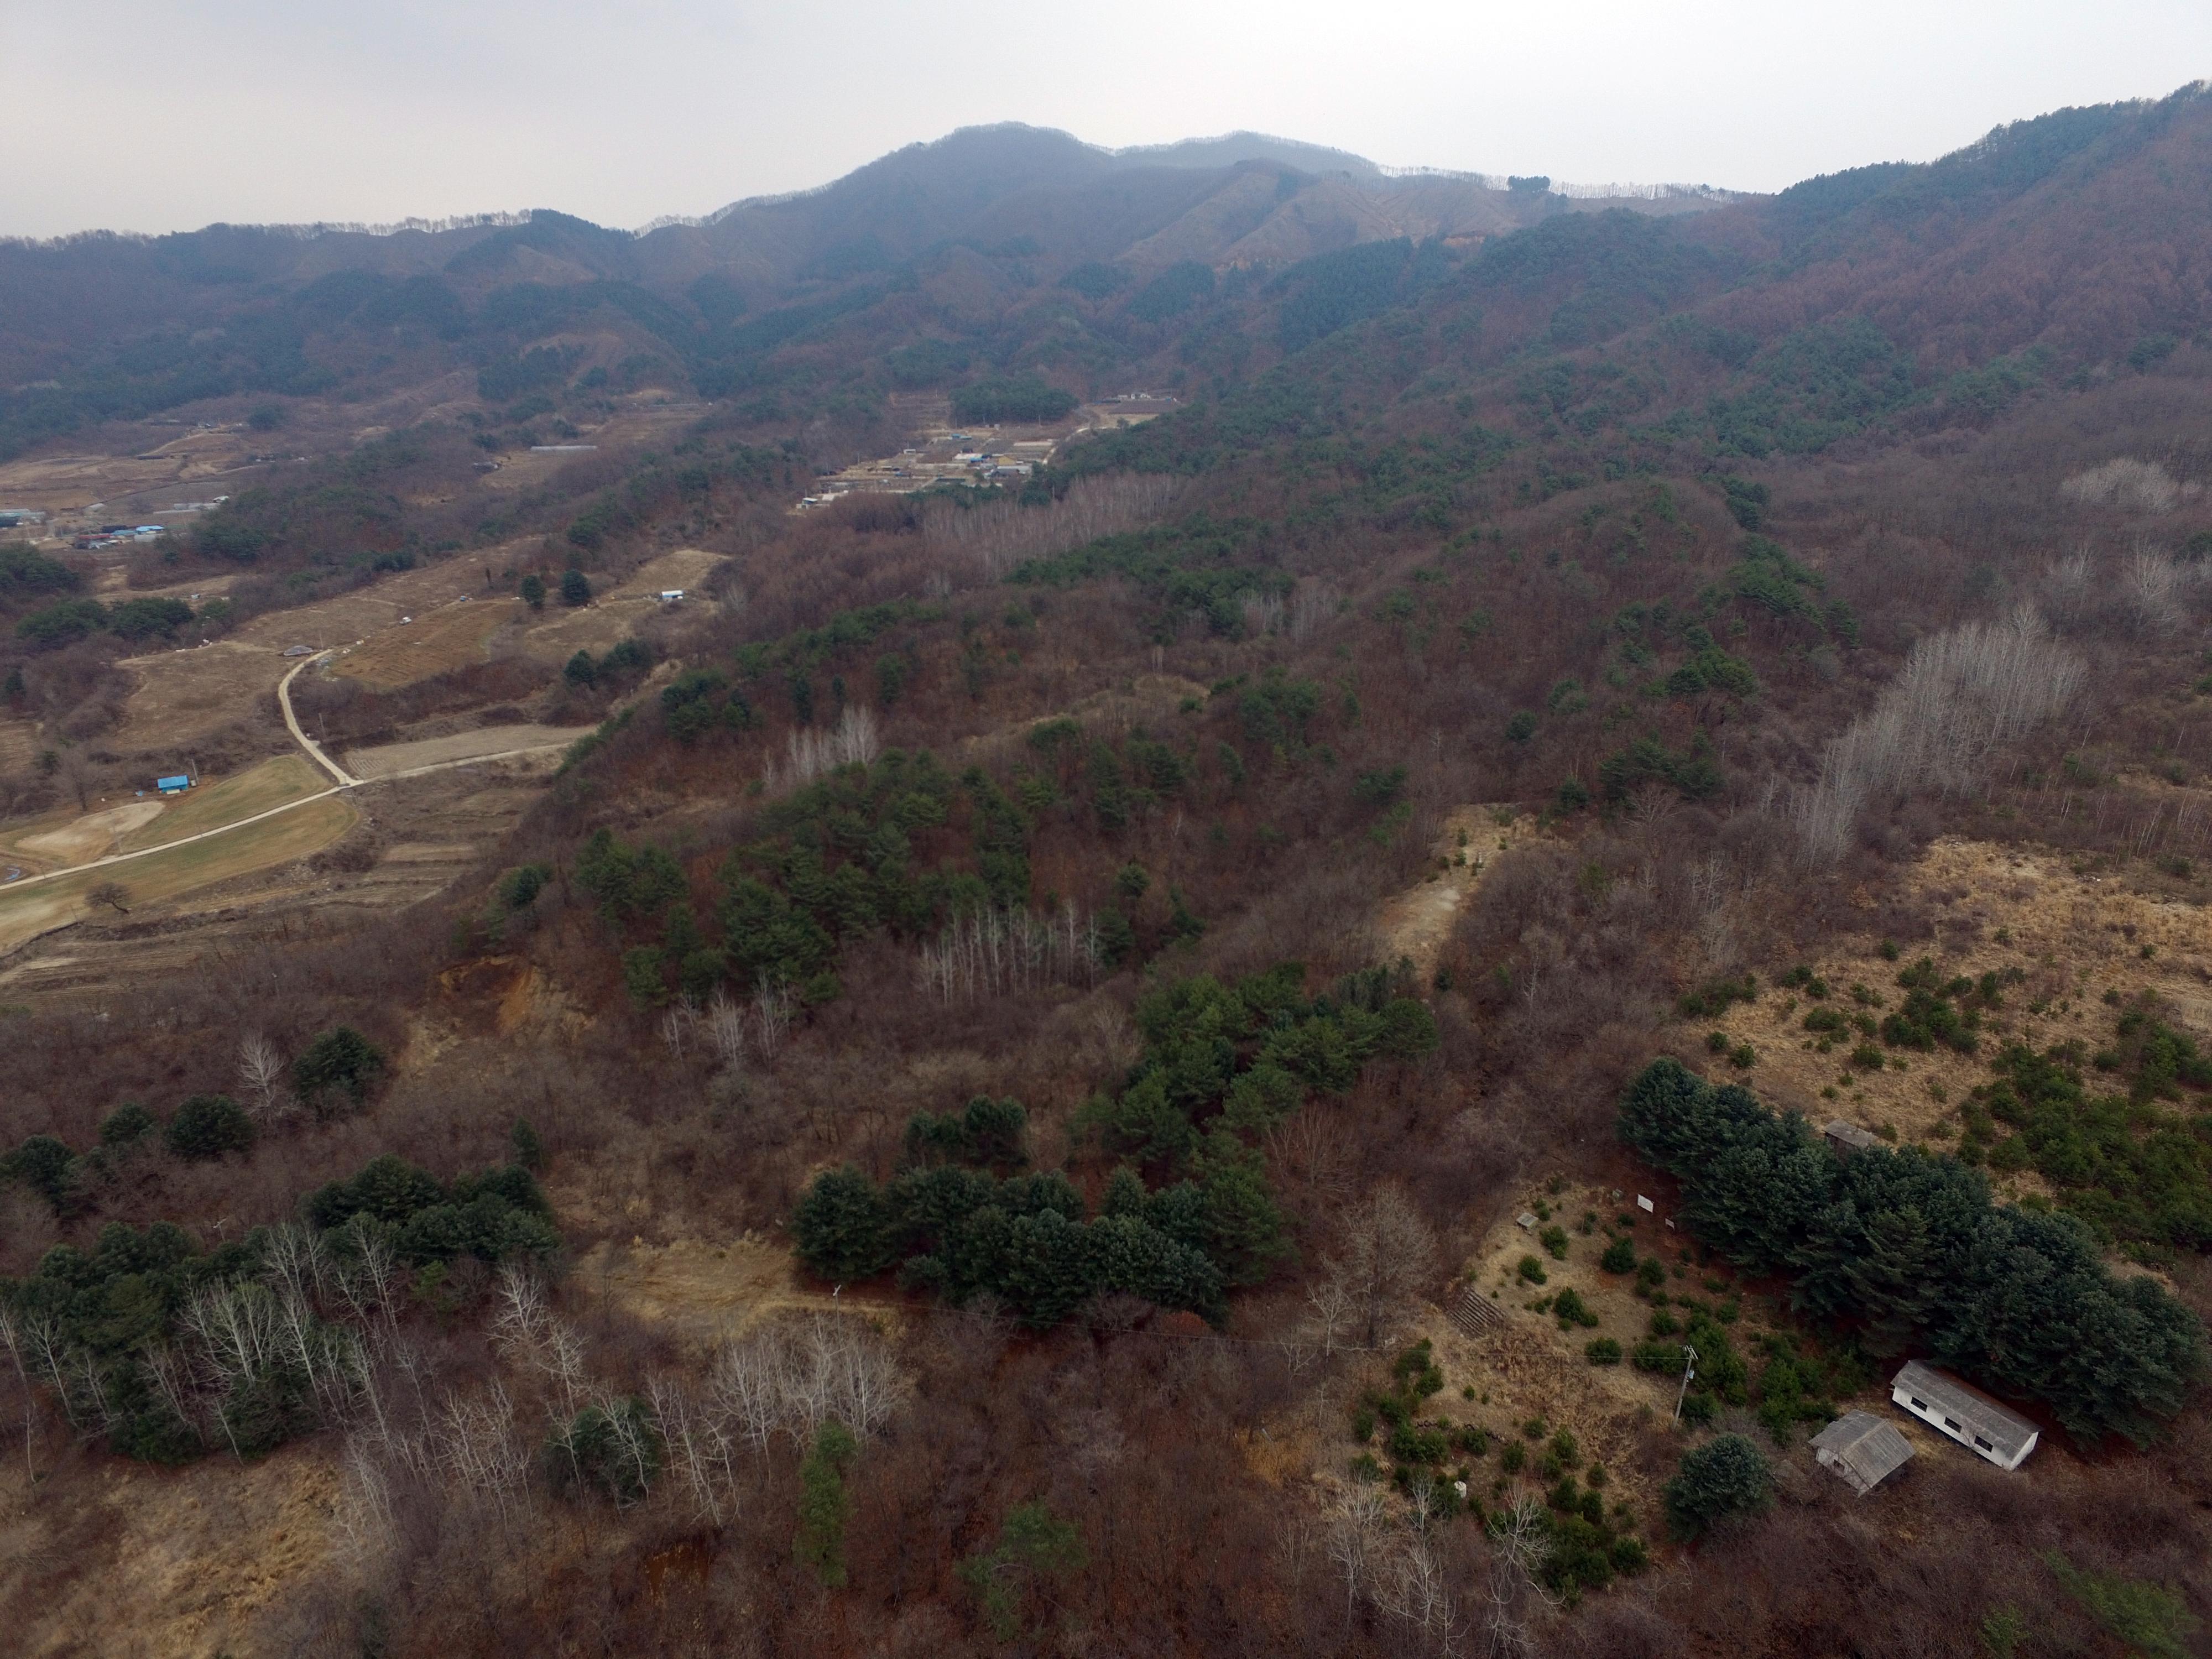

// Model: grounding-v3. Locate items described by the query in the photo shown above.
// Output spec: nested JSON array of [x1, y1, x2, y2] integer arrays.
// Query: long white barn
[[1891, 1360, 2039, 1470]]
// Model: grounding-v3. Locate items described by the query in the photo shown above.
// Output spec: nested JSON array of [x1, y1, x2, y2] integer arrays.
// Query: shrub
[[1539, 1224, 1569, 1260], [1517, 1254, 1548, 1285], [560, 568, 591, 607], [1552, 1288, 1599, 1328], [498, 863, 554, 911], [165, 1095, 254, 1160], [794, 1421, 859, 1585], [98, 1101, 158, 1149], [291, 1027, 386, 1115], [1678, 974, 1757, 1018], [1664, 1434, 1772, 1536], [1585, 1337, 1623, 1365], [1600, 1237, 1636, 1274], [2, 1134, 77, 1209]]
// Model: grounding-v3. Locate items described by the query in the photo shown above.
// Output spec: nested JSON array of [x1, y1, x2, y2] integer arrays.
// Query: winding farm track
[[277, 652, 359, 786], [0, 653, 578, 898]]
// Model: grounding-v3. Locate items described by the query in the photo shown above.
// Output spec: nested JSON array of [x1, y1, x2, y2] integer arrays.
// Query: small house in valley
[[1810, 1410, 1914, 1495], [1891, 1360, 2039, 1470]]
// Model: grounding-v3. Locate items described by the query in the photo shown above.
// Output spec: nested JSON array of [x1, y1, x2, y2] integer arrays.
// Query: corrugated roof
[[1892, 1360, 2038, 1457], [1810, 1410, 1913, 1495], [1823, 1119, 1883, 1151]]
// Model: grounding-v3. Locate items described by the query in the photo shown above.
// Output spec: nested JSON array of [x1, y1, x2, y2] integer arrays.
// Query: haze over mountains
[[4, 74, 2212, 1659], [0, 122, 1731, 448], [3, 90, 2206, 473]]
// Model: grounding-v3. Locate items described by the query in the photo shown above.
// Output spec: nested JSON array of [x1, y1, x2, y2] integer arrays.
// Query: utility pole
[[1673, 1343, 1699, 1424]]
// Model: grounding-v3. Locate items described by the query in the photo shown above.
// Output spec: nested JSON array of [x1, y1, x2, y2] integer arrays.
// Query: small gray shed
[[1891, 1360, 2039, 1470], [1810, 1410, 1914, 1495], [1824, 1120, 1884, 1156]]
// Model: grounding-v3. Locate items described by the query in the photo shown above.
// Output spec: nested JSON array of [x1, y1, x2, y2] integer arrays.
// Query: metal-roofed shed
[[1824, 1120, 1883, 1156], [1810, 1410, 1914, 1495], [1891, 1360, 2039, 1470]]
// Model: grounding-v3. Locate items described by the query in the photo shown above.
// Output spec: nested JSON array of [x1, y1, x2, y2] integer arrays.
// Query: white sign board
[[1636, 1194, 1655, 1213]]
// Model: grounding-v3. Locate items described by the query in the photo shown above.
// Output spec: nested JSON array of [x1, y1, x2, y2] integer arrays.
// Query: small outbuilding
[[1824, 1119, 1883, 1156], [155, 774, 191, 795], [1891, 1360, 2039, 1470], [1809, 1410, 1914, 1495]]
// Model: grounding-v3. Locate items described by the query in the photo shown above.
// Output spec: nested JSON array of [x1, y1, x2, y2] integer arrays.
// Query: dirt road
[[276, 653, 358, 786]]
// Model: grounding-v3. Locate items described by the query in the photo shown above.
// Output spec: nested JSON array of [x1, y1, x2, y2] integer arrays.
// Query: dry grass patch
[[109, 639, 288, 750], [572, 1235, 870, 1343], [1696, 836, 2212, 1156], [345, 724, 587, 779], [329, 597, 518, 690], [0, 1441, 338, 1659]]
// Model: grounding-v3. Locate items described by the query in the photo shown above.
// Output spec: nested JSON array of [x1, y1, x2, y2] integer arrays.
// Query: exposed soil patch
[[1375, 805, 1533, 980], [8, 800, 164, 866]]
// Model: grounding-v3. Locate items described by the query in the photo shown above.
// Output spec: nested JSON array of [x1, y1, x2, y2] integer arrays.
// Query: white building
[[1890, 1360, 2039, 1470]]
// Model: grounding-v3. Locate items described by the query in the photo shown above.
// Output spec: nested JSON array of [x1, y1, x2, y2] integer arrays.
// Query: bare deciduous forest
[[3, 86, 2212, 1659]]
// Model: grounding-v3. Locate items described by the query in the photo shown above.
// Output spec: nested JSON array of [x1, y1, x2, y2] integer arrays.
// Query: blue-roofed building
[[155, 774, 191, 795]]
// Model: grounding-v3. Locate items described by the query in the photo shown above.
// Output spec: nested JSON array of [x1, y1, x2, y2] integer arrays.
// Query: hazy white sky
[[4, 0, 2208, 238]]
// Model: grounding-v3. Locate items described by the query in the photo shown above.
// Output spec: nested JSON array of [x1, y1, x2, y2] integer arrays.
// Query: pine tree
[[1841, 1203, 1939, 1354], [793, 1167, 893, 1280], [1194, 1131, 1289, 1286], [1663, 1434, 1772, 1538], [794, 1421, 858, 1586]]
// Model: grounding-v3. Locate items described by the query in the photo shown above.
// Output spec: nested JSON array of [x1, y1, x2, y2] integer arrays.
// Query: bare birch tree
[[706, 987, 747, 1072], [237, 1033, 288, 1123], [921, 473, 1175, 580], [1793, 607, 2086, 863]]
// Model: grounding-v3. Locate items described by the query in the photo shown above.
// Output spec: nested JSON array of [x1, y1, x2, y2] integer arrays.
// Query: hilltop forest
[[4, 89, 2212, 1658]]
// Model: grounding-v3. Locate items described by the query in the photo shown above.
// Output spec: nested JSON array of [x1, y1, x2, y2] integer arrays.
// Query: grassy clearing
[[332, 600, 515, 691], [117, 755, 328, 851], [0, 791, 356, 953]]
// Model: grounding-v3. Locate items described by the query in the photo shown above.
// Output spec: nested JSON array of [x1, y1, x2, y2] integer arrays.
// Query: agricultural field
[[0, 787, 355, 954], [345, 724, 586, 780]]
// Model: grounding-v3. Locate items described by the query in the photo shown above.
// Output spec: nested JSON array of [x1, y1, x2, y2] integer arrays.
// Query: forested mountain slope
[[1, 84, 2210, 1659]]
